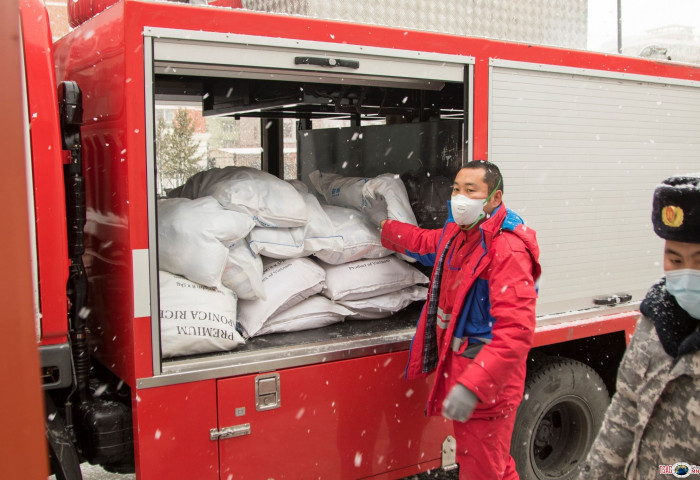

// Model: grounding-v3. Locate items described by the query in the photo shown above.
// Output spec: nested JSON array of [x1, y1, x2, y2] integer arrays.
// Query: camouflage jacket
[[577, 311, 700, 480]]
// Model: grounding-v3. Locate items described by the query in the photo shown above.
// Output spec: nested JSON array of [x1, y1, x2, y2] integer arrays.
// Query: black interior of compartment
[[155, 75, 464, 122], [154, 72, 464, 361]]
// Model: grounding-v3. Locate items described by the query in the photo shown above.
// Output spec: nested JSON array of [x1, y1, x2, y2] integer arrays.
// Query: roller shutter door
[[489, 62, 700, 317]]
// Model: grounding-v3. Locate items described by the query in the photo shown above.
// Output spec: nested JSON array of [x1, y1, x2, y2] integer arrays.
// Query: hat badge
[[661, 205, 684, 228]]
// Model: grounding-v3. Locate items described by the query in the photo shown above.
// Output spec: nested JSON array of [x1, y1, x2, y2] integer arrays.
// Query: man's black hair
[[462, 160, 504, 194]]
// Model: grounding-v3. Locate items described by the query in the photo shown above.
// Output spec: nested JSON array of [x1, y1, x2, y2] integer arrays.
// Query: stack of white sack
[[159, 271, 244, 358], [318, 256, 429, 319], [157, 197, 255, 288], [308, 170, 417, 262], [308, 170, 418, 225], [170, 166, 308, 228], [161, 168, 426, 342], [247, 180, 343, 259], [238, 257, 333, 338]]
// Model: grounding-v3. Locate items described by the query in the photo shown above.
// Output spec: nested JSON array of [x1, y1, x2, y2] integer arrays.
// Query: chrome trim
[[132, 249, 150, 318], [19, 26, 42, 341], [210, 423, 251, 441], [143, 35, 162, 377], [535, 302, 641, 329], [466, 63, 474, 164], [489, 58, 700, 88], [255, 372, 281, 411], [153, 62, 444, 91], [136, 328, 414, 389]]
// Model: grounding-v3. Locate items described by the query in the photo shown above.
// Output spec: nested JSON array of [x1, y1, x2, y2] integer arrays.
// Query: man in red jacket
[[368, 161, 540, 480]]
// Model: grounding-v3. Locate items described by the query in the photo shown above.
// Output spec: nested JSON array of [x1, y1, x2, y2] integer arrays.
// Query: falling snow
[[354, 452, 363, 467]]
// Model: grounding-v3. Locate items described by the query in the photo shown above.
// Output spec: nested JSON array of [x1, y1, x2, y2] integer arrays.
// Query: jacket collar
[[640, 277, 700, 365]]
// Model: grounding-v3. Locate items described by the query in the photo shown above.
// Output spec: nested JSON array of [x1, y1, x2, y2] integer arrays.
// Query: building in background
[[622, 25, 700, 63], [241, 0, 589, 49]]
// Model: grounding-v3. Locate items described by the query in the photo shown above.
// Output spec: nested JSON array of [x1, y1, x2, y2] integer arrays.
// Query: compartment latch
[[210, 423, 251, 441], [255, 373, 281, 411]]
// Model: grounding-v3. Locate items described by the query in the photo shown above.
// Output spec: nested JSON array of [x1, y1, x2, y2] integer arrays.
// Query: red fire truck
[[19, 0, 700, 479]]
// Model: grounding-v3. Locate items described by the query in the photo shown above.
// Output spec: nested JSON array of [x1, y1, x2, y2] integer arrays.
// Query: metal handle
[[210, 423, 251, 441], [593, 293, 633, 306], [294, 56, 360, 69]]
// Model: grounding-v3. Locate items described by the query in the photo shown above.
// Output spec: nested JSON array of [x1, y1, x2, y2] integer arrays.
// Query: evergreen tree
[[156, 109, 203, 194]]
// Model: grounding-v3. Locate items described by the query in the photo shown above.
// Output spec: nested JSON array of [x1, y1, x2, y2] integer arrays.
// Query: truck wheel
[[511, 358, 609, 480], [45, 395, 83, 480]]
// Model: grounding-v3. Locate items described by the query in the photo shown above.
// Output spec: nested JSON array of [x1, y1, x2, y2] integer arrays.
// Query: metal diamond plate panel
[[241, 0, 587, 49]]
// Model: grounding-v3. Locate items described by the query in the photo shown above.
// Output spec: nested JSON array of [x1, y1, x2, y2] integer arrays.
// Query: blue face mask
[[665, 269, 700, 320]]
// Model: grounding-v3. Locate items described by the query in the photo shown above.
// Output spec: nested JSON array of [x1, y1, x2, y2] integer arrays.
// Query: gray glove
[[362, 195, 389, 227], [442, 383, 478, 422]]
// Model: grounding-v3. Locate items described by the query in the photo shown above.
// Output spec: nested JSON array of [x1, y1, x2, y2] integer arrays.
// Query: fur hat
[[652, 173, 700, 243]]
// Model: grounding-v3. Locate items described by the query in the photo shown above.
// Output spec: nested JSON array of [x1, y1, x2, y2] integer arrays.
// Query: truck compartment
[[149, 39, 469, 374]]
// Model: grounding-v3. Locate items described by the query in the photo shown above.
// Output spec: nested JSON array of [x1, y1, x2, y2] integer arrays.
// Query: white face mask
[[666, 269, 700, 320], [450, 194, 487, 228]]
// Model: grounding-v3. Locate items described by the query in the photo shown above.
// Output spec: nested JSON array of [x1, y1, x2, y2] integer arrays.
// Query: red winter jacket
[[381, 203, 541, 417]]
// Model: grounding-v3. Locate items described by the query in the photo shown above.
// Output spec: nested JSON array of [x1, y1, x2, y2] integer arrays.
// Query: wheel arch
[[528, 330, 628, 396]]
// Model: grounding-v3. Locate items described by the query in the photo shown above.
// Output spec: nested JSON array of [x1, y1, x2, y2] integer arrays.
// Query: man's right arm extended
[[380, 219, 444, 260]]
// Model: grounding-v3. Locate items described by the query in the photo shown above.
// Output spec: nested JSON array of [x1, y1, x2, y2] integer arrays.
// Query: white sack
[[363, 173, 418, 225], [176, 166, 308, 228], [222, 240, 265, 301], [308, 170, 417, 225], [237, 257, 326, 338], [159, 271, 244, 358], [158, 197, 255, 288], [308, 170, 368, 210], [319, 256, 429, 301], [286, 179, 344, 255], [248, 183, 343, 258], [287, 179, 310, 195], [314, 205, 391, 265], [340, 286, 428, 319], [299, 190, 343, 256], [255, 295, 352, 336], [248, 226, 306, 259]]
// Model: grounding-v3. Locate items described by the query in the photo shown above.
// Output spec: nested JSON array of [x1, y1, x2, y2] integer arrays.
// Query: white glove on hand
[[442, 383, 478, 422], [362, 195, 389, 227]]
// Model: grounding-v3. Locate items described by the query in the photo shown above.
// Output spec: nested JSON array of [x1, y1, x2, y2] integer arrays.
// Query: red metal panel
[[68, 0, 120, 28], [20, 0, 70, 345], [133, 380, 219, 480], [533, 311, 639, 348], [3, 1, 50, 477], [53, 1, 143, 385], [217, 351, 452, 480]]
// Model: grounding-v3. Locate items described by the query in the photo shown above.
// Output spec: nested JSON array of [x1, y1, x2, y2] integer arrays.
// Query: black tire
[[511, 358, 609, 480], [45, 394, 83, 480]]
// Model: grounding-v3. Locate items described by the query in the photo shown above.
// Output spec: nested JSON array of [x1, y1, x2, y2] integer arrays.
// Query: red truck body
[[20, 0, 700, 479]]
